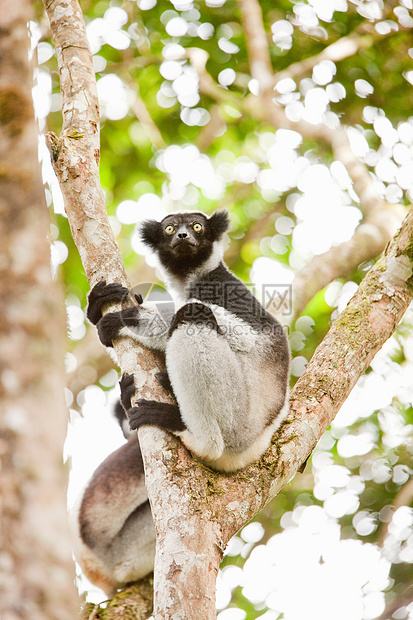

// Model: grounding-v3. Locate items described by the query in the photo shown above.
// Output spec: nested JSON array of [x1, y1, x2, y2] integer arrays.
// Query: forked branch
[[43, 1, 413, 618]]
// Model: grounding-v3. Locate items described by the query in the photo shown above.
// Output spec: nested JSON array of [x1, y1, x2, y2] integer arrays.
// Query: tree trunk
[[0, 0, 79, 616], [40, 0, 413, 617]]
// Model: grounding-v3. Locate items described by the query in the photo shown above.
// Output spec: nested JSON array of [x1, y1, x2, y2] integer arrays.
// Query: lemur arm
[[87, 280, 172, 352], [86, 280, 142, 325]]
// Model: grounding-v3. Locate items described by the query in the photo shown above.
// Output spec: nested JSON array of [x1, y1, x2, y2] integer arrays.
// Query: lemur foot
[[128, 400, 186, 433], [155, 371, 173, 393], [120, 373, 186, 434], [120, 373, 136, 410]]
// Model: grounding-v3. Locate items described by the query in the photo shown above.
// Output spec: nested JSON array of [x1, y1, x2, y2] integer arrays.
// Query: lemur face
[[140, 210, 230, 277], [161, 213, 208, 255]]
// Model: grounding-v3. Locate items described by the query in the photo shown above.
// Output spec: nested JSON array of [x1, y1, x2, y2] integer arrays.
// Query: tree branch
[[42, 0, 165, 382], [289, 207, 413, 431], [291, 205, 403, 319], [196, 105, 225, 152], [0, 0, 79, 613], [190, 33, 403, 316], [129, 79, 167, 150], [43, 0, 122, 286], [192, 1, 389, 223], [43, 1, 413, 617], [273, 30, 373, 89], [140, 206, 413, 619], [42, 2, 173, 614], [377, 476, 413, 546], [375, 585, 413, 620], [272, 13, 408, 92], [290, 122, 405, 318], [190, 40, 386, 222], [237, 0, 273, 95]]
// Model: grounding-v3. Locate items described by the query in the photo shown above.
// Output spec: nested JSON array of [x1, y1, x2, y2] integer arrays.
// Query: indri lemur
[[70, 210, 290, 594]]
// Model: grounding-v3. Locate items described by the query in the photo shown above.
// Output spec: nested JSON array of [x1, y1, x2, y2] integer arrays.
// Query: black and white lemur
[[70, 209, 290, 594]]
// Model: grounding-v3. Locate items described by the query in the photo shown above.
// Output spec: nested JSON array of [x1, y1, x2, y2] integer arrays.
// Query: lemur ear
[[140, 220, 163, 249], [208, 210, 230, 240]]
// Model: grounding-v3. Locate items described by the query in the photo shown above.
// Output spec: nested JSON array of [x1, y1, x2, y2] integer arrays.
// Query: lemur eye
[[193, 223, 203, 233], [165, 225, 175, 235]]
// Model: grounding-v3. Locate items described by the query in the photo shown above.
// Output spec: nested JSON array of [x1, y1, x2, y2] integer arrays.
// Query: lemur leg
[[165, 303, 248, 462], [70, 439, 155, 594], [87, 280, 144, 348], [120, 373, 186, 434], [97, 307, 140, 348]]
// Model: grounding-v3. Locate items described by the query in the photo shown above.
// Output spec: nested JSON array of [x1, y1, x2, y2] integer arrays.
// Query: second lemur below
[[70, 209, 290, 594], [89, 209, 290, 472]]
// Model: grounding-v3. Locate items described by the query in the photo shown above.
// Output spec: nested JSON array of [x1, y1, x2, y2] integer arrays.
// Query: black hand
[[96, 306, 141, 347], [87, 280, 130, 325]]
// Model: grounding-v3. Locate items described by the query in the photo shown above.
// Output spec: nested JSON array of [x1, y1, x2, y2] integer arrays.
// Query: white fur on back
[[165, 303, 289, 471]]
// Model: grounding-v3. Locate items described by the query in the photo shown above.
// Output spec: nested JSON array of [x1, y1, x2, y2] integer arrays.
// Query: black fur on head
[[206, 210, 230, 240], [140, 219, 163, 250], [139, 210, 230, 278]]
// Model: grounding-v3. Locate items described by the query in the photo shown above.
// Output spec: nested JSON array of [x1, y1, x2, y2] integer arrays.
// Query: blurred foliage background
[[34, 0, 413, 618]]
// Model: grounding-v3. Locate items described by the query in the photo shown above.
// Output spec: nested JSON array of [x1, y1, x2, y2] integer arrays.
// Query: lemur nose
[[177, 231, 188, 239]]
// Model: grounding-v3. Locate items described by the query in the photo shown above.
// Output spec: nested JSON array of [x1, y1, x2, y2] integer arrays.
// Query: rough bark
[[41, 0, 413, 618], [139, 207, 413, 620], [42, 0, 122, 287], [0, 0, 79, 616], [81, 580, 154, 619], [237, 0, 273, 94]]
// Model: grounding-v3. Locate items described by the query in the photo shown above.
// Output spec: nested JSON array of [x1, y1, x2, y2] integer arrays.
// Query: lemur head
[[140, 210, 230, 278]]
